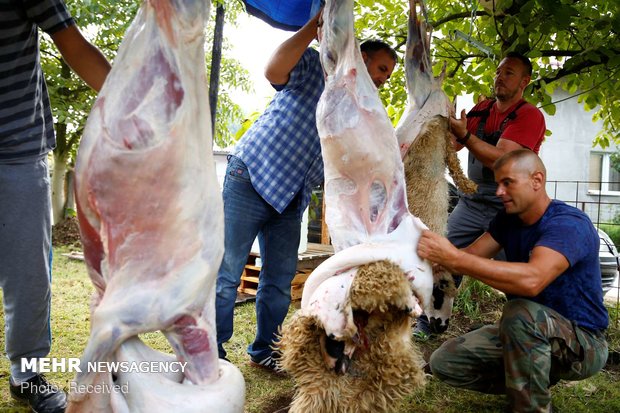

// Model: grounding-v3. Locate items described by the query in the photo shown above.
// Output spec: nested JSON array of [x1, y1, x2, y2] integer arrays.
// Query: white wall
[[454, 91, 620, 223], [539, 90, 607, 183]]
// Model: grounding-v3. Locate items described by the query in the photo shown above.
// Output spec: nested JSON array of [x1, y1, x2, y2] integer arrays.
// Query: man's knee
[[428, 339, 469, 382], [428, 346, 452, 381]]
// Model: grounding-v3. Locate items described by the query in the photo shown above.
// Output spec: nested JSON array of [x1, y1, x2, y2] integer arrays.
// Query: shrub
[[599, 223, 620, 248]]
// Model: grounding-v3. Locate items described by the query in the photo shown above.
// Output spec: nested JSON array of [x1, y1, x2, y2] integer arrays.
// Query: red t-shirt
[[467, 99, 546, 154]]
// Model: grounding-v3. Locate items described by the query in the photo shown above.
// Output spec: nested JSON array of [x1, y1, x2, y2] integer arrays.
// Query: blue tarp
[[242, 0, 323, 31]]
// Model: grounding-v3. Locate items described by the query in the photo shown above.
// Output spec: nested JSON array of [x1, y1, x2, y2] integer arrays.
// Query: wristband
[[457, 131, 471, 145]]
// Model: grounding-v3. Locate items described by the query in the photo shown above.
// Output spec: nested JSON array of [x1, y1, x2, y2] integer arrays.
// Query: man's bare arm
[[417, 230, 569, 296], [51, 25, 111, 92]]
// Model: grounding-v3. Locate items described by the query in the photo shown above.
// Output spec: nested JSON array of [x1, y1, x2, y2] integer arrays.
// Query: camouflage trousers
[[429, 299, 608, 413]]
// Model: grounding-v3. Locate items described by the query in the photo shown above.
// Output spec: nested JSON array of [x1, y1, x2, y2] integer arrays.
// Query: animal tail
[[444, 131, 477, 195]]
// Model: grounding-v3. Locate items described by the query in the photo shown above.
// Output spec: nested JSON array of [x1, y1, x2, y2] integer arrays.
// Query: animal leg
[[164, 314, 219, 385]]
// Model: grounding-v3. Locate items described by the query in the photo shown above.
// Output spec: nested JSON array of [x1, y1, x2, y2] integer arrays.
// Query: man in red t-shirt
[[415, 52, 546, 337]]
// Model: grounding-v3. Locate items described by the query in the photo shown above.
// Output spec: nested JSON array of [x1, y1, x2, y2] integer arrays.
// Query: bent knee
[[429, 343, 464, 381], [428, 348, 450, 380]]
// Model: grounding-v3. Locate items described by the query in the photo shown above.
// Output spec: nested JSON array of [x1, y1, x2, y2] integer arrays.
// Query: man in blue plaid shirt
[[215, 10, 397, 373]]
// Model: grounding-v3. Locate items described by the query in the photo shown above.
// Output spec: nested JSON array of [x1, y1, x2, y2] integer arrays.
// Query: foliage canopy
[[38, 0, 619, 221], [354, 0, 619, 147]]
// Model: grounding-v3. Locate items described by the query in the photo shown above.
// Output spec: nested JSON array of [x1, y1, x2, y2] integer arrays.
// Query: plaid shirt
[[234, 48, 325, 214]]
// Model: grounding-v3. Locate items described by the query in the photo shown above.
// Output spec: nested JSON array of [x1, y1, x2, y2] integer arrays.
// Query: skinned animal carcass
[[278, 1, 430, 412], [395, 0, 477, 334], [69, 0, 244, 411]]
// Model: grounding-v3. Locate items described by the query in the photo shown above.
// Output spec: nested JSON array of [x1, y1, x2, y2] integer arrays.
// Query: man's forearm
[[264, 12, 320, 85], [449, 251, 542, 296], [52, 25, 111, 92]]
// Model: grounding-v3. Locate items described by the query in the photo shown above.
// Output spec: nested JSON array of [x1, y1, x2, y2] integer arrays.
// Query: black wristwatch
[[457, 131, 471, 145]]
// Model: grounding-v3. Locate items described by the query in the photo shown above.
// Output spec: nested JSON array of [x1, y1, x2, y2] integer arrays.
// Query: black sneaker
[[249, 355, 286, 376], [413, 315, 433, 340], [9, 374, 67, 413]]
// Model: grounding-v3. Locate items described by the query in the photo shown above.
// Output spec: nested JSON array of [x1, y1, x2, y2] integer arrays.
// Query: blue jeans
[[215, 156, 302, 360]]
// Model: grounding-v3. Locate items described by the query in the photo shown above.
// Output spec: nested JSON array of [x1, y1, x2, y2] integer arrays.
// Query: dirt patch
[[260, 389, 295, 413], [52, 216, 82, 247]]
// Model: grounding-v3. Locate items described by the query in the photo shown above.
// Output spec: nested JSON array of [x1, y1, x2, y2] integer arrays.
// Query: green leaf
[[542, 103, 556, 116]]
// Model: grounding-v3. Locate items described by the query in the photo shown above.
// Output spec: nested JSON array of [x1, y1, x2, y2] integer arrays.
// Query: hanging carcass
[[395, 0, 477, 334], [278, 1, 431, 411], [68, 0, 244, 411]]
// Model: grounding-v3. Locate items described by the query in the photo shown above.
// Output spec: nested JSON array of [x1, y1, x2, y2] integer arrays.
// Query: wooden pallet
[[239, 243, 333, 300], [238, 266, 314, 301]]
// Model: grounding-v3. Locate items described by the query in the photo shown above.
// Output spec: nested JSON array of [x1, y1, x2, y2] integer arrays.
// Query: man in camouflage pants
[[417, 149, 608, 413]]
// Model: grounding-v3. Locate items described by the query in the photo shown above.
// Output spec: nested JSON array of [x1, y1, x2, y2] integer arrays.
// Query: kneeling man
[[417, 149, 608, 413]]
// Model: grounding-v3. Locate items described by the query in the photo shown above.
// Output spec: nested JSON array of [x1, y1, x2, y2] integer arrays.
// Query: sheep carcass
[[69, 0, 243, 411], [279, 1, 430, 411], [395, 0, 477, 333]]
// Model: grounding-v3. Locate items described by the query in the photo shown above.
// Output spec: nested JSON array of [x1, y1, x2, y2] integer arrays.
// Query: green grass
[[599, 223, 620, 248], [1, 246, 619, 412]]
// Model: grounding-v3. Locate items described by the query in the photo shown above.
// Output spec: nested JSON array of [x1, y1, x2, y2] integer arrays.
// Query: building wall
[[540, 90, 619, 224], [456, 90, 620, 224]]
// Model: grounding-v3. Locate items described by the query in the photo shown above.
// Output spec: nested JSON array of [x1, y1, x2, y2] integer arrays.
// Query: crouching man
[[417, 149, 608, 413]]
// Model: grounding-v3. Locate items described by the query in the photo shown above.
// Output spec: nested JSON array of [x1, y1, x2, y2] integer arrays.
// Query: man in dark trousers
[[417, 149, 608, 413]]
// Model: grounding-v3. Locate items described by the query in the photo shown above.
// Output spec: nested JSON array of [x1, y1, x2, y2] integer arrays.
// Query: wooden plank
[[238, 287, 257, 295], [237, 265, 314, 301], [292, 270, 311, 285], [250, 242, 334, 262], [238, 246, 333, 300], [291, 284, 304, 301]]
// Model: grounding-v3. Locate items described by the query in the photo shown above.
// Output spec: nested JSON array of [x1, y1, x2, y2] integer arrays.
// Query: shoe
[[9, 374, 67, 413], [413, 315, 433, 340], [249, 355, 286, 376]]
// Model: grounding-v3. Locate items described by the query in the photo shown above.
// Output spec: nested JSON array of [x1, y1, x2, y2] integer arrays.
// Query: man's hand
[[449, 109, 468, 141], [417, 230, 462, 272]]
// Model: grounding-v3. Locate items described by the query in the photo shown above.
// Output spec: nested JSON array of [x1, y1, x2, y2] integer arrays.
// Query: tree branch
[[532, 51, 616, 89], [538, 66, 619, 111], [431, 10, 489, 29], [448, 57, 467, 78]]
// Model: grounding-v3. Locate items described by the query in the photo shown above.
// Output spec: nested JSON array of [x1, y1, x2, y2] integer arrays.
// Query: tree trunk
[[64, 169, 76, 219], [51, 152, 68, 225], [208, 4, 225, 136]]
